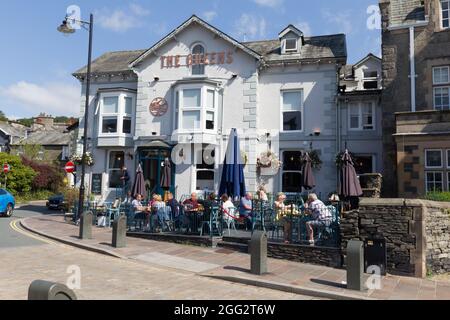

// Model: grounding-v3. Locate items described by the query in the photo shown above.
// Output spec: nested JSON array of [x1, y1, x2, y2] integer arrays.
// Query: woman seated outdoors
[[151, 194, 170, 232], [304, 193, 332, 245], [131, 194, 150, 230], [220, 194, 234, 219], [274, 193, 301, 244]]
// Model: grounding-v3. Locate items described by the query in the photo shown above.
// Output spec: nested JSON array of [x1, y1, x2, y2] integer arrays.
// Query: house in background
[[380, 0, 450, 197], [10, 115, 76, 164], [0, 121, 28, 153], [338, 53, 383, 179]]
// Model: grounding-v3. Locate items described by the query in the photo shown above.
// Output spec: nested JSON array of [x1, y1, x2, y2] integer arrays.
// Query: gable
[[130, 15, 261, 68]]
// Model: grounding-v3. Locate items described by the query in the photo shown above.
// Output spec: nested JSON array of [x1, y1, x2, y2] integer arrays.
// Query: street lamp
[[58, 14, 93, 222]]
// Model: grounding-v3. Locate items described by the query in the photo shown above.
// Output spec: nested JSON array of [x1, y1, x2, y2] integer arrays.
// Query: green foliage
[[16, 118, 33, 127], [0, 153, 36, 195], [61, 187, 80, 210], [0, 111, 8, 122], [15, 190, 54, 204], [424, 192, 450, 202], [19, 144, 44, 160]]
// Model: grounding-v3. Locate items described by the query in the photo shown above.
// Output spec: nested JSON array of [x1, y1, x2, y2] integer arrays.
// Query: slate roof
[[244, 34, 347, 64], [0, 121, 27, 139], [73, 49, 146, 77], [388, 0, 426, 26], [73, 17, 347, 76], [16, 130, 71, 146]]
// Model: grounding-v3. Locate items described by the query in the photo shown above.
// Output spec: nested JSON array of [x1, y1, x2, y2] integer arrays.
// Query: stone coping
[[359, 197, 450, 209]]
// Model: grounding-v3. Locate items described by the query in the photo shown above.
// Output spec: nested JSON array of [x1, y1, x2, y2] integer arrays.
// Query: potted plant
[[304, 150, 323, 170], [70, 152, 95, 167]]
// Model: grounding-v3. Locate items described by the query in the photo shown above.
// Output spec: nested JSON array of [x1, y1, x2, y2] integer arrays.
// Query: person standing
[[120, 166, 130, 198]]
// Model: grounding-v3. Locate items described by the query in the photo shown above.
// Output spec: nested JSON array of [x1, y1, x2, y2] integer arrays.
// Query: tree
[[19, 143, 44, 160], [0, 111, 8, 122], [21, 157, 64, 192], [16, 118, 33, 127], [0, 153, 36, 195]]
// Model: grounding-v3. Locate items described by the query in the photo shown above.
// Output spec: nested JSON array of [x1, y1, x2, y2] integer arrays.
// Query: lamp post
[[58, 14, 93, 222]]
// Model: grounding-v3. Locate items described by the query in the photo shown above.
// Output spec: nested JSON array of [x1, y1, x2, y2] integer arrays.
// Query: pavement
[[18, 209, 450, 300], [0, 206, 316, 300]]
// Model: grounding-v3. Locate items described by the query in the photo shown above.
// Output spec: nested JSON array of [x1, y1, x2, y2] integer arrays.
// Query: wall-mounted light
[[154, 76, 160, 82], [231, 74, 238, 79], [314, 129, 321, 137]]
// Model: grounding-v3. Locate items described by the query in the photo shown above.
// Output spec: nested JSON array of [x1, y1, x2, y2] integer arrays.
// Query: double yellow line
[[9, 219, 57, 245]]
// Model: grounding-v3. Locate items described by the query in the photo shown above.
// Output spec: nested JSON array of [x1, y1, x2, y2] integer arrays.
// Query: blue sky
[[0, 0, 381, 119]]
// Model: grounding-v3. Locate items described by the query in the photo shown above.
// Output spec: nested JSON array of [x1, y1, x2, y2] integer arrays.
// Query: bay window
[[281, 90, 303, 132], [176, 85, 218, 133], [348, 102, 375, 131], [99, 92, 135, 136]]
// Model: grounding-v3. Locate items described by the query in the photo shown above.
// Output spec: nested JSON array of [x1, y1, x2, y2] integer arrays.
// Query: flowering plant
[[70, 152, 94, 166]]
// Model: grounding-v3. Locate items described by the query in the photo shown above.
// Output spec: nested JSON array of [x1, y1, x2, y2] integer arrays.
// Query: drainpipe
[[388, 21, 428, 112], [409, 26, 416, 112]]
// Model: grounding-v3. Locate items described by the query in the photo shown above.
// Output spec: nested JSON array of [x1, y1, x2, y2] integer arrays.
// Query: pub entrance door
[[139, 147, 175, 198]]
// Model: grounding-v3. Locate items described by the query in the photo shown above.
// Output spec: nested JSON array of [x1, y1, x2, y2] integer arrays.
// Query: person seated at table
[[202, 193, 219, 223], [152, 194, 169, 232], [239, 192, 253, 230], [166, 192, 183, 228], [221, 194, 236, 221], [305, 193, 332, 245], [274, 193, 292, 244], [132, 194, 149, 228], [183, 192, 200, 211]]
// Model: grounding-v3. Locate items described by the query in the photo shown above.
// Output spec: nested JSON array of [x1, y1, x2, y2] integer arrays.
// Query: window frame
[[191, 42, 206, 76], [107, 150, 125, 189], [176, 84, 219, 134], [441, 0, 450, 29], [425, 149, 443, 169], [425, 171, 444, 193], [98, 92, 135, 137], [348, 101, 376, 131], [280, 90, 304, 133], [433, 66, 450, 85], [281, 150, 304, 193], [433, 86, 450, 110], [284, 38, 298, 53], [447, 149, 450, 169]]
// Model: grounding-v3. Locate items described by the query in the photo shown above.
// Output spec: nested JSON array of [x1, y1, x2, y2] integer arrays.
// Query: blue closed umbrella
[[219, 129, 246, 199]]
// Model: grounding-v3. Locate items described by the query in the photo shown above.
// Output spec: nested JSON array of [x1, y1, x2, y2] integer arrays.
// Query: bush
[[15, 190, 55, 204], [0, 153, 36, 195], [61, 187, 80, 210], [424, 192, 450, 202], [21, 157, 64, 192]]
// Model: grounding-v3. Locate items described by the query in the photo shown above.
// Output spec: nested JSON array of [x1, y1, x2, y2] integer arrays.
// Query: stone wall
[[340, 198, 450, 277]]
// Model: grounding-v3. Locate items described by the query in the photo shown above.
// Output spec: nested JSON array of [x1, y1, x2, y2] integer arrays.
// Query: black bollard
[[79, 211, 93, 240], [346, 240, 365, 291], [28, 280, 77, 300], [112, 215, 127, 248], [250, 231, 268, 275]]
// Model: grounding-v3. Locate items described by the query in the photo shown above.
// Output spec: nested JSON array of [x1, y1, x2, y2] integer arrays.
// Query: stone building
[[72, 15, 347, 201], [380, 0, 450, 197]]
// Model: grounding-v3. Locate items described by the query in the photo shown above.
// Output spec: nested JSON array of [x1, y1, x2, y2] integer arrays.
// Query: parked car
[[0, 188, 15, 217], [46, 194, 67, 211]]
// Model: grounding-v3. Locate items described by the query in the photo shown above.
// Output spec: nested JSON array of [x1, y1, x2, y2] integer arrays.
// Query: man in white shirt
[[305, 193, 332, 245]]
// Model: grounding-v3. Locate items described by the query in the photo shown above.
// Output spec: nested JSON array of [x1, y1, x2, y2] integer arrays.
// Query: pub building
[[73, 15, 349, 201]]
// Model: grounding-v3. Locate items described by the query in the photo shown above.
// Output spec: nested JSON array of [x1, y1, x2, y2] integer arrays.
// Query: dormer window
[[279, 25, 303, 55], [284, 38, 298, 53]]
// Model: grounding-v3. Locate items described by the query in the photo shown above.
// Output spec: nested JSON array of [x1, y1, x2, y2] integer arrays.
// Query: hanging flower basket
[[304, 150, 323, 170], [335, 151, 357, 169], [70, 152, 95, 167]]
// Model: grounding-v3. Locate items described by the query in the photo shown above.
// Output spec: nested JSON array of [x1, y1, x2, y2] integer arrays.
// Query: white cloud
[[203, 11, 218, 22], [252, 0, 283, 8], [234, 14, 267, 41], [97, 4, 151, 33], [295, 21, 312, 36], [322, 10, 354, 35], [0, 82, 80, 117]]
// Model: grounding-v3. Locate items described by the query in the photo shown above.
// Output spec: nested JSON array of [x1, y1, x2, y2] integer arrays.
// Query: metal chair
[[105, 202, 121, 228], [223, 207, 237, 236], [200, 207, 220, 236]]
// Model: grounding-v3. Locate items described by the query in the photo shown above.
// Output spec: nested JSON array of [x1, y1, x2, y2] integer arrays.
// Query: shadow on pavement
[[310, 278, 347, 289]]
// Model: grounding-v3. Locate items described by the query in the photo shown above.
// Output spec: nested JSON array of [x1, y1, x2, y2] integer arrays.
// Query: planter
[[259, 166, 279, 176]]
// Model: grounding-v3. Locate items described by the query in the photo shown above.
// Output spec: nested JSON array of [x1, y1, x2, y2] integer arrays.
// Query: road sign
[[3, 164, 10, 173], [65, 161, 75, 174]]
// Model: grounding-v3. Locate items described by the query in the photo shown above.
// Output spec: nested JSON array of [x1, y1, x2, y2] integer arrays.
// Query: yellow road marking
[[9, 219, 57, 245]]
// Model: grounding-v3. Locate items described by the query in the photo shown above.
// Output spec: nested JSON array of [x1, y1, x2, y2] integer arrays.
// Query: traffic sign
[[3, 164, 10, 174], [65, 161, 75, 174]]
